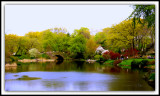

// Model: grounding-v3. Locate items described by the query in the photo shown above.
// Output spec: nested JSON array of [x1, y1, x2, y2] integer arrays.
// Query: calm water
[[5, 60, 154, 91]]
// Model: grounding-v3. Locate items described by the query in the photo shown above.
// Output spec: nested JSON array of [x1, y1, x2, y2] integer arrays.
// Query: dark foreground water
[[5, 60, 154, 91]]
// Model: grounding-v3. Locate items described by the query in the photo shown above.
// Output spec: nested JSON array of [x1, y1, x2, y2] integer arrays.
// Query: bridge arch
[[55, 55, 64, 60], [45, 51, 66, 60]]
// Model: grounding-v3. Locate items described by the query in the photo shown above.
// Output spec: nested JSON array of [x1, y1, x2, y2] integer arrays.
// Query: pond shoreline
[[5, 62, 17, 67], [18, 58, 55, 63]]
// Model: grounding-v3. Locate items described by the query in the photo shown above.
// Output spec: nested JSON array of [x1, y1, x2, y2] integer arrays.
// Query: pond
[[5, 60, 154, 91]]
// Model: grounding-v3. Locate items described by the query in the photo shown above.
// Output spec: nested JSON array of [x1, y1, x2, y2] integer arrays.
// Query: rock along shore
[[18, 58, 55, 63]]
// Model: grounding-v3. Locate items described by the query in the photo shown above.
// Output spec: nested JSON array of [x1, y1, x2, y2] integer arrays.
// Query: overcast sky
[[5, 5, 134, 36]]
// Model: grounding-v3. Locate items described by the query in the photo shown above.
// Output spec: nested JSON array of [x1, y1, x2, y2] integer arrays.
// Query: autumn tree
[[105, 19, 152, 54], [84, 36, 99, 59], [23, 31, 42, 54], [5, 34, 19, 62]]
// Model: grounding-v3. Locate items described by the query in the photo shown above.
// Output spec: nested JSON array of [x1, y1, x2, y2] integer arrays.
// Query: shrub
[[5, 58, 12, 63], [99, 55, 105, 61], [113, 59, 122, 65], [30, 57, 36, 59], [149, 73, 155, 81], [18, 55, 30, 59], [94, 55, 101, 60], [17, 62, 24, 65], [140, 60, 149, 68], [131, 60, 139, 68], [103, 51, 120, 60], [109, 51, 120, 60], [40, 53, 50, 59], [29, 48, 40, 58], [131, 59, 149, 69], [124, 48, 139, 57], [10, 56, 18, 62], [102, 51, 110, 60], [96, 55, 105, 62]]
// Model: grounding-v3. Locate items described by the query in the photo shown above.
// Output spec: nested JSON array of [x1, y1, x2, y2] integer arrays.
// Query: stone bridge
[[46, 51, 66, 60]]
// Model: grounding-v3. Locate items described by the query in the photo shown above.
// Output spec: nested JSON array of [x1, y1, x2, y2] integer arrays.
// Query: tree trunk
[[15, 46, 20, 55]]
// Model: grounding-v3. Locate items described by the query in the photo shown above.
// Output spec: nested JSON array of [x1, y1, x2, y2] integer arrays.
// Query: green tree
[[73, 27, 91, 39], [68, 34, 86, 59], [42, 29, 55, 51], [56, 32, 70, 52], [94, 28, 111, 49], [129, 5, 155, 28], [129, 5, 155, 44]]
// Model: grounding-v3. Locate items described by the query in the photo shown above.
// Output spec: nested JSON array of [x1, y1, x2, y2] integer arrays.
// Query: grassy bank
[[118, 59, 155, 66], [103, 60, 114, 64], [102, 59, 155, 69]]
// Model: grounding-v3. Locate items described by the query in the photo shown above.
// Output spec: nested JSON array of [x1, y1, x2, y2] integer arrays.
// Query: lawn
[[118, 59, 155, 66]]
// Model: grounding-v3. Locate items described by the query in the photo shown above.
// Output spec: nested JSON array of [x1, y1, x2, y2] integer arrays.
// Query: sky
[[5, 5, 134, 36]]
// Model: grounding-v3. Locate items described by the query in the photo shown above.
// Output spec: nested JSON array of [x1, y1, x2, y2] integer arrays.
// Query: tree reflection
[[6, 60, 141, 75], [55, 59, 63, 65], [43, 80, 65, 90]]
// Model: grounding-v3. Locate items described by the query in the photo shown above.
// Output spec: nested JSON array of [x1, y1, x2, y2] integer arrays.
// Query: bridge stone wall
[[46, 51, 66, 59]]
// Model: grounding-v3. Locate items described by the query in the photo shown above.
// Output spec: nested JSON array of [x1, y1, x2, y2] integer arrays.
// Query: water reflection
[[43, 80, 65, 90], [5, 60, 154, 91], [108, 73, 153, 91], [5, 60, 150, 75], [74, 61, 85, 70], [5, 66, 17, 72], [55, 60, 63, 65], [5, 72, 114, 91]]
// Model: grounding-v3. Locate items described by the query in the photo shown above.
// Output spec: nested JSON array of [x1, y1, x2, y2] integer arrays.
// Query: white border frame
[[1, 1, 159, 95]]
